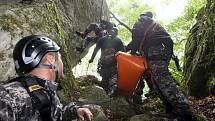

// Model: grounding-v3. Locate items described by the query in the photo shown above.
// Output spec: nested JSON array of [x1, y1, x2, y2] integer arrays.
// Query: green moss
[[44, 1, 76, 99], [0, 14, 23, 32], [45, 1, 65, 43], [183, 0, 215, 97]]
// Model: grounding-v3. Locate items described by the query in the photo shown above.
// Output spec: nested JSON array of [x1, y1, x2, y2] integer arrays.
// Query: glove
[[130, 51, 140, 56], [78, 59, 82, 64], [88, 59, 93, 63]]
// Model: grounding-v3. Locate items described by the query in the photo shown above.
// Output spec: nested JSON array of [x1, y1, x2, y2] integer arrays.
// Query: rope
[[86, 63, 90, 75], [100, 0, 104, 21]]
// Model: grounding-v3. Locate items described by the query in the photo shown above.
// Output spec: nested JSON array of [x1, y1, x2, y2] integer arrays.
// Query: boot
[[100, 79, 109, 94], [108, 84, 117, 97], [132, 94, 143, 104]]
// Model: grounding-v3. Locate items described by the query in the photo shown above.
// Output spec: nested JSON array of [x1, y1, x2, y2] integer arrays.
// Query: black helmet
[[13, 35, 60, 75], [100, 20, 114, 30], [140, 11, 153, 18]]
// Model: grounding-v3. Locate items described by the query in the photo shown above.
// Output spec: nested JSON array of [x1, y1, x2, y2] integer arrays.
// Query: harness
[[9, 76, 52, 121], [139, 20, 181, 71], [139, 20, 156, 55]]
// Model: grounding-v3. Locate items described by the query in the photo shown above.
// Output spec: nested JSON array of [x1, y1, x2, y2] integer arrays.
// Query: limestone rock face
[[183, 0, 215, 97], [0, 0, 109, 83]]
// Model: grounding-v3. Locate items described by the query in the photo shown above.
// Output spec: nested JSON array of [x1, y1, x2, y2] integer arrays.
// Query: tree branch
[[110, 11, 132, 33]]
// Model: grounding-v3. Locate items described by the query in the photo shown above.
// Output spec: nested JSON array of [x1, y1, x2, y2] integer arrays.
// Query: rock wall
[[183, 0, 215, 98], [0, 1, 112, 120], [0, 0, 108, 79]]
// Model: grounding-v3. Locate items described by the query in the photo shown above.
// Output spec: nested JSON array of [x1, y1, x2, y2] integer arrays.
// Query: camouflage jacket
[[91, 36, 125, 62], [127, 16, 172, 55], [0, 77, 77, 121]]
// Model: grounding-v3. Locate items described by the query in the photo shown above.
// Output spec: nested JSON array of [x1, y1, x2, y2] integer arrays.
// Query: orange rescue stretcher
[[115, 51, 147, 97]]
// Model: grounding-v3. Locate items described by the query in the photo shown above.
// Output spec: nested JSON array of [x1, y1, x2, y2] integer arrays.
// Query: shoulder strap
[[139, 20, 156, 52], [6, 76, 23, 83], [19, 77, 52, 121]]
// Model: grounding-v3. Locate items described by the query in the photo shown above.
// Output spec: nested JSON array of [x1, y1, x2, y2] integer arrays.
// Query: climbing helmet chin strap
[[37, 52, 60, 81], [53, 52, 59, 81]]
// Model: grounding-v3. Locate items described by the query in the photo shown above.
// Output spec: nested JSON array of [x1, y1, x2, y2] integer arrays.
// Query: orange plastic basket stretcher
[[115, 51, 147, 97]]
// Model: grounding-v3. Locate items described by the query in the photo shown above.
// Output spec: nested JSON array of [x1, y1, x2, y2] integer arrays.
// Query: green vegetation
[[107, 0, 154, 43]]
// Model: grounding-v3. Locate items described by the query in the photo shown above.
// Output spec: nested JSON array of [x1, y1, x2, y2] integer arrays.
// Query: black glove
[[78, 59, 82, 64], [129, 51, 141, 56], [88, 59, 93, 63]]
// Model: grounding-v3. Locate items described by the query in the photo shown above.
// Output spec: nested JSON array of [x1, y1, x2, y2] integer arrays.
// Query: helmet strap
[[37, 52, 60, 81], [37, 63, 52, 69], [52, 53, 59, 82]]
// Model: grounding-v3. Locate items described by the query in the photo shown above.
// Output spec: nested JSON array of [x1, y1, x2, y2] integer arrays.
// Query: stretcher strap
[[139, 20, 156, 51]]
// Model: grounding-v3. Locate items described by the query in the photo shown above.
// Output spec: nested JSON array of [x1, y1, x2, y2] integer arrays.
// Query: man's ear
[[43, 53, 55, 65]]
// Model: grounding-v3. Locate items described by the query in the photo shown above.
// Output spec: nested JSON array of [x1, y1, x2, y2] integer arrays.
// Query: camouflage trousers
[[98, 62, 117, 93], [133, 72, 155, 102], [97, 49, 117, 93], [146, 44, 192, 120], [149, 60, 191, 120]]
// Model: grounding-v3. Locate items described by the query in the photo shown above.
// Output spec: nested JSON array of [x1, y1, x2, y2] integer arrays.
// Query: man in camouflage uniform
[[126, 11, 192, 120], [89, 27, 125, 96], [76, 19, 114, 52], [0, 35, 92, 121]]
